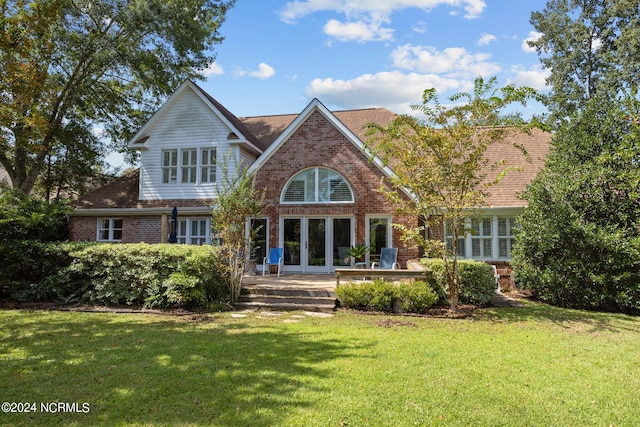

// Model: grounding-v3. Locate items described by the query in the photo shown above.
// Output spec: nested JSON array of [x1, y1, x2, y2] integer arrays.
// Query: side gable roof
[[127, 80, 263, 154]]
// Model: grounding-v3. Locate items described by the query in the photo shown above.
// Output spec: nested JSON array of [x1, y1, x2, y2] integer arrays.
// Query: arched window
[[281, 167, 354, 203]]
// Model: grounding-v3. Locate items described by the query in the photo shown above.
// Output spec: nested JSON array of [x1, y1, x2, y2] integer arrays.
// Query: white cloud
[[202, 62, 224, 77], [280, 0, 487, 21], [391, 44, 501, 78], [280, 1, 487, 44], [237, 63, 276, 80], [509, 65, 550, 90], [323, 18, 393, 42], [522, 31, 543, 53], [305, 70, 467, 113], [477, 33, 496, 46]]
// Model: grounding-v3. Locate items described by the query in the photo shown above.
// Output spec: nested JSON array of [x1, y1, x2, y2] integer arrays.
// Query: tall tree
[[366, 77, 537, 310], [529, 0, 640, 123], [0, 0, 235, 194]]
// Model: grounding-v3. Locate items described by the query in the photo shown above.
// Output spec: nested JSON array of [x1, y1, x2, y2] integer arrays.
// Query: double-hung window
[[97, 219, 123, 242], [498, 217, 517, 258], [161, 148, 216, 185], [177, 218, 211, 245], [201, 148, 216, 183], [471, 218, 493, 258], [181, 149, 197, 184], [161, 150, 178, 184]]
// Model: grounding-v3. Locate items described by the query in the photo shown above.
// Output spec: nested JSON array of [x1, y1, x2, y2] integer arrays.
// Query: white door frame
[[279, 215, 354, 273]]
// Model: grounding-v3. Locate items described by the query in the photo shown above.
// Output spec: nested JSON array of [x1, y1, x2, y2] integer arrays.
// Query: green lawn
[[1, 303, 639, 426]]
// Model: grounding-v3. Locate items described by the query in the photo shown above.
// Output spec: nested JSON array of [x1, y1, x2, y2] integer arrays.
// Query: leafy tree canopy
[[366, 77, 538, 310], [529, 0, 640, 123], [0, 0, 235, 194]]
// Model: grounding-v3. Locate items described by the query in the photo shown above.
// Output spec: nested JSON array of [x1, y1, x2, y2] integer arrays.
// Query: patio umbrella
[[168, 207, 178, 243]]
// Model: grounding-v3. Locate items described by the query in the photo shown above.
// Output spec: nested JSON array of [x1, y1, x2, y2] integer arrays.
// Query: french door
[[281, 217, 353, 273]]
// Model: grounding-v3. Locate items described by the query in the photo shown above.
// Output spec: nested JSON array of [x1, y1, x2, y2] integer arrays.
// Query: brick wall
[[69, 216, 164, 243], [255, 109, 419, 266]]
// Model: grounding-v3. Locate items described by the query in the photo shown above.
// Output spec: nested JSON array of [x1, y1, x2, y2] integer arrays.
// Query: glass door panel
[[333, 218, 352, 267], [283, 218, 301, 266], [307, 218, 326, 268]]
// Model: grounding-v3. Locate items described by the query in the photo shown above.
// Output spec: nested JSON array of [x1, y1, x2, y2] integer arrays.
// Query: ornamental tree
[[366, 77, 538, 310], [210, 155, 265, 303]]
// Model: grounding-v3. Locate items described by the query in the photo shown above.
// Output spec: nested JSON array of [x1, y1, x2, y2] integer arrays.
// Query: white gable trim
[[247, 99, 408, 199], [127, 81, 262, 154]]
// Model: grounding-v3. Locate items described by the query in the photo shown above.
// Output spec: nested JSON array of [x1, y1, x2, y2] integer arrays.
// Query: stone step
[[238, 294, 336, 306], [234, 300, 336, 313], [241, 287, 336, 298], [236, 286, 338, 312]]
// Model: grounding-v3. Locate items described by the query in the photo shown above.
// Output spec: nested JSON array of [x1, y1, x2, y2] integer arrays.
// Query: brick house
[[70, 80, 550, 273]]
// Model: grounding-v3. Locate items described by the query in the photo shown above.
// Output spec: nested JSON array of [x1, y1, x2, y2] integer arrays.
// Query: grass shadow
[[481, 298, 640, 334], [0, 310, 371, 426]]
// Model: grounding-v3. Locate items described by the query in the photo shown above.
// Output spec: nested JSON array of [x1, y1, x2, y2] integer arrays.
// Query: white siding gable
[[137, 86, 255, 200]]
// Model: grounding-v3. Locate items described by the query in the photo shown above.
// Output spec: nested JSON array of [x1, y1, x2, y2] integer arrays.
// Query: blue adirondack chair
[[262, 248, 284, 277], [371, 247, 398, 270]]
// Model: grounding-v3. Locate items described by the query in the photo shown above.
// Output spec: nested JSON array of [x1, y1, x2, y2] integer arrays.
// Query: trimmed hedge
[[420, 258, 496, 306], [336, 280, 439, 313], [0, 242, 230, 309]]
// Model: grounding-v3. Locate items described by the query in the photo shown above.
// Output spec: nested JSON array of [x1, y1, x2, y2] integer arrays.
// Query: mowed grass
[[1, 303, 639, 426]]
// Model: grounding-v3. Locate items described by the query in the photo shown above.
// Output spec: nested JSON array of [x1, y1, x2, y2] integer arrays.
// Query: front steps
[[235, 285, 337, 312]]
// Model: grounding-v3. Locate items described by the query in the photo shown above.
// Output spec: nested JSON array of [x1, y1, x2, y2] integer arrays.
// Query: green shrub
[[336, 280, 439, 313], [0, 190, 69, 243], [336, 279, 397, 311], [0, 242, 230, 309], [420, 258, 496, 306], [397, 281, 439, 313]]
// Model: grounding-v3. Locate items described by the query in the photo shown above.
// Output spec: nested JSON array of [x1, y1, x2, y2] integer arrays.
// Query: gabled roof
[[239, 107, 396, 150], [127, 80, 263, 154], [247, 99, 399, 184]]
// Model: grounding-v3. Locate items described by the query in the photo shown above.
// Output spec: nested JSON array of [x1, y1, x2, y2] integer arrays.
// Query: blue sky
[[198, 0, 549, 118]]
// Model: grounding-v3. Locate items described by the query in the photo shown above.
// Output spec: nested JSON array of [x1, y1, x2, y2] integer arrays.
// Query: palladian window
[[281, 167, 353, 203]]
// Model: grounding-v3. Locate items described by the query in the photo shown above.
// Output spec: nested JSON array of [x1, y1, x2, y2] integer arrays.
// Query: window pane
[[369, 218, 388, 256], [282, 168, 353, 203], [304, 169, 315, 202], [482, 219, 492, 236], [498, 218, 507, 236], [318, 168, 330, 202], [113, 229, 123, 240], [472, 239, 480, 257], [284, 180, 305, 202], [499, 239, 508, 257], [483, 239, 492, 257]]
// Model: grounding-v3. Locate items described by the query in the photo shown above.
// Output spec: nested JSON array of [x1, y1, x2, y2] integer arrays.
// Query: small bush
[[336, 279, 439, 313], [421, 258, 496, 306], [397, 281, 439, 313], [336, 279, 397, 311]]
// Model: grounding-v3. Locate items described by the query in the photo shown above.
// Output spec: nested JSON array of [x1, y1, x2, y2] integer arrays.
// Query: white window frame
[[444, 214, 520, 261], [97, 218, 123, 242], [161, 150, 178, 184], [201, 148, 217, 183], [281, 167, 354, 204], [161, 147, 217, 185], [365, 215, 393, 266], [181, 149, 197, 184], [470, 217, 493, 259], [176, 218, 212, 245], [497, 216, 518, 259]]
